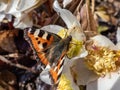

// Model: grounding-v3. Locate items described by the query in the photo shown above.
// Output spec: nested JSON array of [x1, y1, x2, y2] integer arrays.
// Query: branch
[[0, 55, 36, 73]]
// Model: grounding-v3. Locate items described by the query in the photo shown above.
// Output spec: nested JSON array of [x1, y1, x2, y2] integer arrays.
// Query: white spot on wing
[[57, 57, 65, 75], [3, 20, 8, 23], [42, 32, 48, 39], [60, 57, 65, 65], [28, 28, 32, 33], [58, 65, 63, 75], [54, 67, 58, 71], [38, 43, 43, 49], [34, 29, 40, 37]]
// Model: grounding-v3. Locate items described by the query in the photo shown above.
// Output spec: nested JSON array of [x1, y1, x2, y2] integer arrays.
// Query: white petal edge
[[53, 0, 80, 29], [2, 0, 41, 28], [116, 27, 120, 49], [0, 12, 6, 21], [87, 72, 120, 90], [16, 0, 39, 11], [5, 0, 41, 13], [116, 27, 120, 43], [91, 35, 117, 50], [63, 0, 72, 8], [41, 25, 65, 34]]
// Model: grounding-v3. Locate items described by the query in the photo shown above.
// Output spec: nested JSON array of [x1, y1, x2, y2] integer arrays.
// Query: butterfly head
[[67, 35, 72, 41], [62, 35, 72, 44]]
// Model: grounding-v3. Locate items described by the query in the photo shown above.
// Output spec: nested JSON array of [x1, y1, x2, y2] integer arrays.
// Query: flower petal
[[41, 25, 65, 34], [87, 72, 120, 90], [4, 0, 42, 19], [5, 0, 42, 14], [53, 0, 80, 29], [91, 35, 117, 50], [71, 45, 88, 59], [0, 12, 5, 21], [0, 0, 8, 11], [63, 0, 72, 8], [63, 58, 98, 87], [16, 0, 42, 12], [62, 59, 80, 90], [0, 0, 43, 29], [13, 14, 33, 29], [116, 26, 120, 49]]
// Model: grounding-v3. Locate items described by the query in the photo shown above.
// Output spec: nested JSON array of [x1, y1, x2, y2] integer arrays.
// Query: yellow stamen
[[57, 74, 73, 90], [85, 46, 120, 76]]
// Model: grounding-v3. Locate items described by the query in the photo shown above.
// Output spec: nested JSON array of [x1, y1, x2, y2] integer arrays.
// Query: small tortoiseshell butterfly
[[24, 26, 72, 85]]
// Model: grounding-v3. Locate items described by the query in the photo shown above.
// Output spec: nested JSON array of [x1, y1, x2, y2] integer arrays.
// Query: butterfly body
[[24, 27, 72, 85]]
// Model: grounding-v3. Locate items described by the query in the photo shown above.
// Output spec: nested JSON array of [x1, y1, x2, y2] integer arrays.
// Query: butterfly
[[24, 26, 72, 85]]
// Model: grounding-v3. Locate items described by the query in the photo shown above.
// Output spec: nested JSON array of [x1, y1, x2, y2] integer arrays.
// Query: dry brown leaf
[[0, 30, 18, 53], [0, 70, 16, 90], [80, 4, 98, 39], [80, 4, 88, 31], [95, 2, 118, 25], [0, 70, 16, 85]]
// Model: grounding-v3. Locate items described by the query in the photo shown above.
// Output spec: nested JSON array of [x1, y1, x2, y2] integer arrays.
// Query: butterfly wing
[[24, 27, 72, 85], [24, 26, 61, 65], [40, 36, 72, 85]]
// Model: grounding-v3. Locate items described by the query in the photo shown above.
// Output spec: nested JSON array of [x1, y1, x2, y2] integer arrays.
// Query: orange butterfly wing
[[24, 27, 61, 65]]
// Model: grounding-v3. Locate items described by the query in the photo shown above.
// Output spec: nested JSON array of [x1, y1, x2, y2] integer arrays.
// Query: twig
[[91, 0, 95, 13], [86, 0, 91, 31], [69, 0, 80, 12], [0, 55, 36, 73], [3, 53, 23, 58], [74, 0, 84, 14]]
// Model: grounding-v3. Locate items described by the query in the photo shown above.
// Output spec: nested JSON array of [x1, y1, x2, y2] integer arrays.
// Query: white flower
[[0, 0, 42, 29], [40, 0, 87, 89], [85, 25, 120, 90], [67, 33, 120, 90]]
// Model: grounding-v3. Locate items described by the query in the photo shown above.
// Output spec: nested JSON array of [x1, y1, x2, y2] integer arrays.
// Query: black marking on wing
[[37, 41, 41, 44], [35, 37, 38, 40], [47, 34, 51, 40], [38, 30, 45, 37], [30, 27, 36, 34], [43, 42, 47, 48], [60, 58, 65, 69], [57, 72, 62, 81]]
